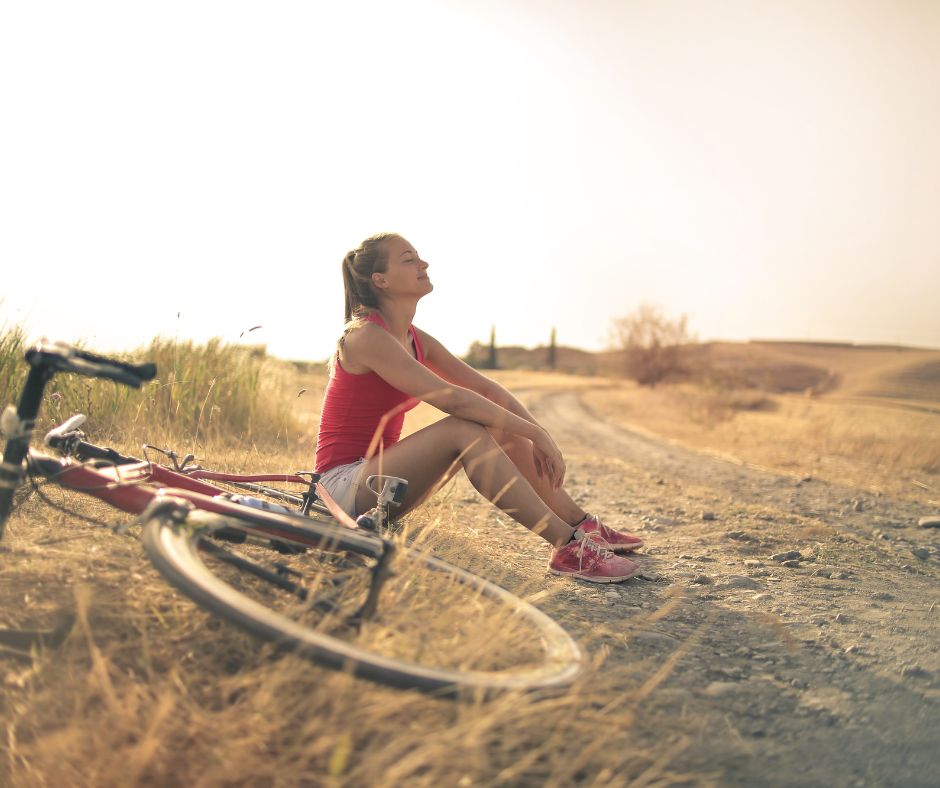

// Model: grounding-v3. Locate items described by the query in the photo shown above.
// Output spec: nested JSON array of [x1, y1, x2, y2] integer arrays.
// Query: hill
[[469, 340, 940, 404]]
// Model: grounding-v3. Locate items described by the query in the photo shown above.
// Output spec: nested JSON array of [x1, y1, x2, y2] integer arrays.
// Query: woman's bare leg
[[487, 428, 587, 526], [353, 416, 576, 547]]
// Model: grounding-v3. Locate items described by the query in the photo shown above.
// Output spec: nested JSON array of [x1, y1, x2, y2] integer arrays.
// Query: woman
[[314, 233, 644, 583]]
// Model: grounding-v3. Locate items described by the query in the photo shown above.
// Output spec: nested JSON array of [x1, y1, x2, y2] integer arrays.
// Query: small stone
[[917, 516, 940, 528], [800, 475, 813, 483], [900, 665, 932, 680], [656, 479, 665, 485], [834, 613, 849, 624], [744, 560, 762, 568], [725, 575, 762, 590], [781, 560, 802, 568], [831, 571, 852, 580], [911, 547, 930, 560], [702, 681, 738, 697], [771, 551, 802, 562], [631, 631, 680, 649], [691, 574, 713, 585], [751, 593, 771, 601], [870, 591, 894, 601], [852, 499, 865, 512], [701, 511, 716, 521]]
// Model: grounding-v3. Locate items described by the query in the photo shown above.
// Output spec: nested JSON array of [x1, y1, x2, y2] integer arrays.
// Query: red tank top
[[314, 313, 426, 473]]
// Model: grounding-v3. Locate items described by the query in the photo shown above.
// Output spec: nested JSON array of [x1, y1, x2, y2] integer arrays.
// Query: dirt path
[[492, 387, 940, 786]]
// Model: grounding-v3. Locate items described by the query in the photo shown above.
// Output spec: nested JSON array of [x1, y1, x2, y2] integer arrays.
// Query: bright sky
[[2, 0, 938, 362]]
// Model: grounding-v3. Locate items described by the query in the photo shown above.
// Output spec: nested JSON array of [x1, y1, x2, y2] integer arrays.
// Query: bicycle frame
[[27, 451, 382, 555]]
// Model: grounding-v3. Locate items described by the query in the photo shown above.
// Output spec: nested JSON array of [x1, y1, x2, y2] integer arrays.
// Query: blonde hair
[[331, 233, 399, 372]]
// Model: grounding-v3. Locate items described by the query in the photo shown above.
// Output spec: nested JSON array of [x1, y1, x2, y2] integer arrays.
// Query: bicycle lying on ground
[[0, 341, 582, 696]]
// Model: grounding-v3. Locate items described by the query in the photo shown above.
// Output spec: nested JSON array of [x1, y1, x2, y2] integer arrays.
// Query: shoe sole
[[608, 540, 644, 553], [548, 564, 641, 583]]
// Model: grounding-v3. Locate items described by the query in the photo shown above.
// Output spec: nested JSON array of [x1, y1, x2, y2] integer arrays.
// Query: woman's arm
[[414, 328, 542, 428], [343, 324, 565, 487]]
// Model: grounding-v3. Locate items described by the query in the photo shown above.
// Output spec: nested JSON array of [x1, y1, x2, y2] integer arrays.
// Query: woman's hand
[[532, 429, 566, 490]]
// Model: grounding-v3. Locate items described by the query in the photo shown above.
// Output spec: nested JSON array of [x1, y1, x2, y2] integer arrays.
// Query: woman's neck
[[375, 300, 417, 343]]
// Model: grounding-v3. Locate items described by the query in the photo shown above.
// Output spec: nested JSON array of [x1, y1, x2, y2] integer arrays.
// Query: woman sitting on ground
[[314, 233, 644, 583]]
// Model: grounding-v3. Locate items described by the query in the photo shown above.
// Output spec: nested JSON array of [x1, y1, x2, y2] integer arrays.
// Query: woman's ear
[[371, 271, 388, 290]]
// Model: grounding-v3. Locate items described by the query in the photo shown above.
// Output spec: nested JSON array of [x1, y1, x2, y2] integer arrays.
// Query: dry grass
[[12, 331, 935, 784], [1, 331, 699, 787], [0, 329, 306, 454], [584, 379, 940, 499], [1, 479, 696, 787]]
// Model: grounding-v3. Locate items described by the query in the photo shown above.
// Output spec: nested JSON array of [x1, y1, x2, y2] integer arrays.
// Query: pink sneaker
[[548, 536, 640, 583], [576, 515, 644, 553]]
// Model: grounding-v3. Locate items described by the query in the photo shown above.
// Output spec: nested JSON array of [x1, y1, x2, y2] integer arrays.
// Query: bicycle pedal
[[355, 513, 377, 531]]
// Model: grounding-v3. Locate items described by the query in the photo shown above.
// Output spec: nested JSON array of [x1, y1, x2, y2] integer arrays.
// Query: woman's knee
[[439, 415, 492, 450]]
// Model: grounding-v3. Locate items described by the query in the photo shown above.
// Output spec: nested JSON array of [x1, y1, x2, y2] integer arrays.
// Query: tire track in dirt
[[515, 387, 940, 787]]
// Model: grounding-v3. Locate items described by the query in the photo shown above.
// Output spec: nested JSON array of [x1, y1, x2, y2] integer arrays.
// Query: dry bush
[[609, 304, 694, 387]]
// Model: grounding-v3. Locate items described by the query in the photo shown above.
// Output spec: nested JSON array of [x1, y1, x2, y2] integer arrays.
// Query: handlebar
[[26, 341, 156, 388], [1, 343, 156, 535]]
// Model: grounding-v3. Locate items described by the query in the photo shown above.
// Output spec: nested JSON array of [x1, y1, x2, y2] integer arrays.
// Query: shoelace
[[576, 534, 615, 561]]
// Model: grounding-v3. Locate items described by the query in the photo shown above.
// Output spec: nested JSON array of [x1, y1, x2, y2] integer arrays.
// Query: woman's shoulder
[[338, 319, 395, 371], [342, 317, 386, 345]]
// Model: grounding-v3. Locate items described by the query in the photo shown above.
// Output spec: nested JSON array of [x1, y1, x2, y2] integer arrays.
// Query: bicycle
[[0, 341, 583, 696]]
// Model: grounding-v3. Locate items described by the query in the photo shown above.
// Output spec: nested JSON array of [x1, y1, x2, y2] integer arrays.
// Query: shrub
[[609, 304, 694, 386]]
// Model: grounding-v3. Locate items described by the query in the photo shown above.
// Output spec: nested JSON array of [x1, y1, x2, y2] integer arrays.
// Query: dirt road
[[480, 387, 940, 787]]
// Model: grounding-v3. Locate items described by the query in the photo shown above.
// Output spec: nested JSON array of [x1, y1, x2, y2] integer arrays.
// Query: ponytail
[[340, 233, 397, 322], [333, 233, 398, 367], [341, 250, 361, 322]]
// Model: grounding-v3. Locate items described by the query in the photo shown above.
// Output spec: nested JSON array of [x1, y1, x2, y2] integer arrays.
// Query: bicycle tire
[[141, 503, 583, 696]]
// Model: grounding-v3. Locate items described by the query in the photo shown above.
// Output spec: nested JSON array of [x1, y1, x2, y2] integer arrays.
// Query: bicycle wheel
[[141, 500, 582, 696]]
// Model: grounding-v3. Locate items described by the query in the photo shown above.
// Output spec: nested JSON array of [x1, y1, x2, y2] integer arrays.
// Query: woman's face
[[374, 236, 433, 298]]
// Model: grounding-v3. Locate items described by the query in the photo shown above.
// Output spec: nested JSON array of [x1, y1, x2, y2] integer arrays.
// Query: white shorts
[[317, 458, 367, 518]]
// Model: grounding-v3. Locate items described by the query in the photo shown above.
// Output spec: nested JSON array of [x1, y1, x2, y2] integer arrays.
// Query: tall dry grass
[[0, 483, 696, 787], [0, 328, 303, 454], [1, 330, 700, 786]]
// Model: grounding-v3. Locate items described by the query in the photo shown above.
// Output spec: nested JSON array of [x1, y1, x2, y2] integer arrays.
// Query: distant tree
[[610, 304, 694, 386], [487, 325, 498, 369], [547, 327, 557, 370]]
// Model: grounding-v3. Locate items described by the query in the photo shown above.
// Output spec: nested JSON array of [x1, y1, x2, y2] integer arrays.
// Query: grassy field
[[0, 333, 662, 786], [2, 331, 938, 786]]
